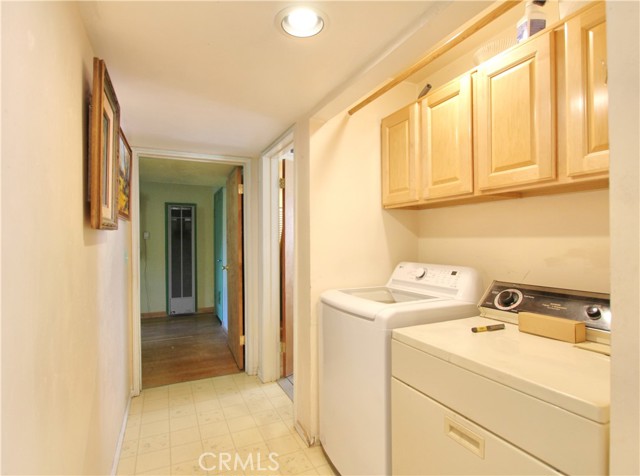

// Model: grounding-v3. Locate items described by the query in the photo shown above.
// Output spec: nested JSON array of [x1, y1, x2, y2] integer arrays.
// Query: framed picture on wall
[[89, 57, 120, 230], [118, 129, 132, 220]]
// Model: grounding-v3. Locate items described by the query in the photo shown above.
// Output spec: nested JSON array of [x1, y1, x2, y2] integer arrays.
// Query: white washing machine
[[319, 262, 483, 476], [392, 281, 611, 475]]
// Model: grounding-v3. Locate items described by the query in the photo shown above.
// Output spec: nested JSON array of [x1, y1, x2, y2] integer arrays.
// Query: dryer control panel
[[480, 281, 611, 332]]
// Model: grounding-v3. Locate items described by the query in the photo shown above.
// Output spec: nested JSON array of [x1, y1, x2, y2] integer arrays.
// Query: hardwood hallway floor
[[141, 313, 240, 389]]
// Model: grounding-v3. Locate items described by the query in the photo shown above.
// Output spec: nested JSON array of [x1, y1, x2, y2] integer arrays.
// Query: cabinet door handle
[[602, 60, 608, 85], [445, 417, 485, 459]]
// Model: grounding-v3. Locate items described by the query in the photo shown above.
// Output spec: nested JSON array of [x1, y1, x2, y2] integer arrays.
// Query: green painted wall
[[140, 181, 216, 313]]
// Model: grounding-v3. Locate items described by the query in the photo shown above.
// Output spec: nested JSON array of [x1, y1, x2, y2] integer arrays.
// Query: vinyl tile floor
[[117, 373, 337, 476]]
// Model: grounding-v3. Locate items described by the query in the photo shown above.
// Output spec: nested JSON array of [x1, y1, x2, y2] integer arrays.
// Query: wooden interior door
[[280, 159, 294, 377], [226, 167, 244, 370]]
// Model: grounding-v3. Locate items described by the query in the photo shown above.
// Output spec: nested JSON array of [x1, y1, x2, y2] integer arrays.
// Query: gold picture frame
[[89, 58, 120, 230], [118, 129, 132, 220]]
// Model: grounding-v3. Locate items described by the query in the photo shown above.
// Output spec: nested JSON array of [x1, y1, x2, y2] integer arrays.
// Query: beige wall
[[139, 181, 216, 314], [292, 119, 313, 441], [294, 83, 420, 441], [607, 2, 640, 473], [418, 190, 610, 293], [1, 3, 132, 474], [309, 86, 421, 293]]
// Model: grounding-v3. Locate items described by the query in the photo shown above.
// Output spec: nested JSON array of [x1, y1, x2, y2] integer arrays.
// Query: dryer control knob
[[495, 289, 523, 310], [413, 268, 427, 279], [498, 291, 519, 307], [586, 305, 602, 320]]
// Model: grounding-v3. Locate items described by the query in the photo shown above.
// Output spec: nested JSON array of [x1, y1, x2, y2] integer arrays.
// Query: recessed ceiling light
[[278, 6, 325, 38]]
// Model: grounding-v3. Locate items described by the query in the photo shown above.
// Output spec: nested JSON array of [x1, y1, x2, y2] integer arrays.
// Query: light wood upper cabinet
[[381, 104, 420, 206], [421, 73, 473, 200], [475, 32, 555, 192], [380, 2, 609, 210], [563, 2, 608, 177]]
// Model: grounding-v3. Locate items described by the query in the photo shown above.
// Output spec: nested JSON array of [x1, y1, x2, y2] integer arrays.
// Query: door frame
[[259, 130, 294, 383], [130, 147, 261, 395]]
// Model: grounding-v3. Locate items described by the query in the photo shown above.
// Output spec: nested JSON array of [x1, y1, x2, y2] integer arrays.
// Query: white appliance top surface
[[320, 262, 482, 325], [393, 316, 610, 423], [341, 287, 439, 303], [321, 261, 481, 305]]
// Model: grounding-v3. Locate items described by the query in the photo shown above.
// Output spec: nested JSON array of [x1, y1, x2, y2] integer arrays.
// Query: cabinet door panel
[[565, 3, 608, 177], [381, 104, 419, 206], [422, 73, 473, 199], [476, 33, 555, 191]]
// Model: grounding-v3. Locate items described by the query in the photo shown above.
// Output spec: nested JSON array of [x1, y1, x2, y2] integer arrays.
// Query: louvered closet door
[[167, 204, 197, 316]]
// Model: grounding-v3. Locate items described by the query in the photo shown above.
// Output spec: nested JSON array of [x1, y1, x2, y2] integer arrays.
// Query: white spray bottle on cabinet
[[516, 0, 547, 43]]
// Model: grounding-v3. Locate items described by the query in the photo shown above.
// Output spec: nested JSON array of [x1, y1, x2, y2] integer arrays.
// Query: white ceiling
[[79, 1, 494, 187], [78, 1, 444, 159]]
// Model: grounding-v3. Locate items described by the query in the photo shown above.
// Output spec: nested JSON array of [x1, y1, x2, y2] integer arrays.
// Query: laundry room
[[307, 61, 611, 476], [297, 1, 635, 474]]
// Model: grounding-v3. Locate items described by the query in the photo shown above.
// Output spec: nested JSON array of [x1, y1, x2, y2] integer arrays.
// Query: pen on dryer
[[471, 323, 505, 333]]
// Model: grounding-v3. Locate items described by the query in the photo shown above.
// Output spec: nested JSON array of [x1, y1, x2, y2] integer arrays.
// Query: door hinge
[[279, 178, 285, 189], [240, 335, 245, 346], [280, 342, 286, 353], [238, 184, 244, 195]]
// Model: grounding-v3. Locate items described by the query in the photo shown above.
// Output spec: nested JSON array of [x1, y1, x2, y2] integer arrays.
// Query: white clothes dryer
[[319, 262, 483, 476], [391, 281, 611, 475]]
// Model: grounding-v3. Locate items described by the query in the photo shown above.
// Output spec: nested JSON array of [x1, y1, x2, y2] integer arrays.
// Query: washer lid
[[393, 316, 610, 423], [320, 287, 443, 321], [341, 287, 439, 303]]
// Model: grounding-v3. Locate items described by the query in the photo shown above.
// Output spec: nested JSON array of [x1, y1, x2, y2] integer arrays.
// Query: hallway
[[117, 373, 335, 475], [142, 314, 240, 388]]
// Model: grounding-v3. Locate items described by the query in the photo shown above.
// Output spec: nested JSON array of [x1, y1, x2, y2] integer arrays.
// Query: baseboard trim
[[141, 307, 216, 319], [141, 311, 166, 319], [294, 420, 317, 448], [110, 396, 132, 475]]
